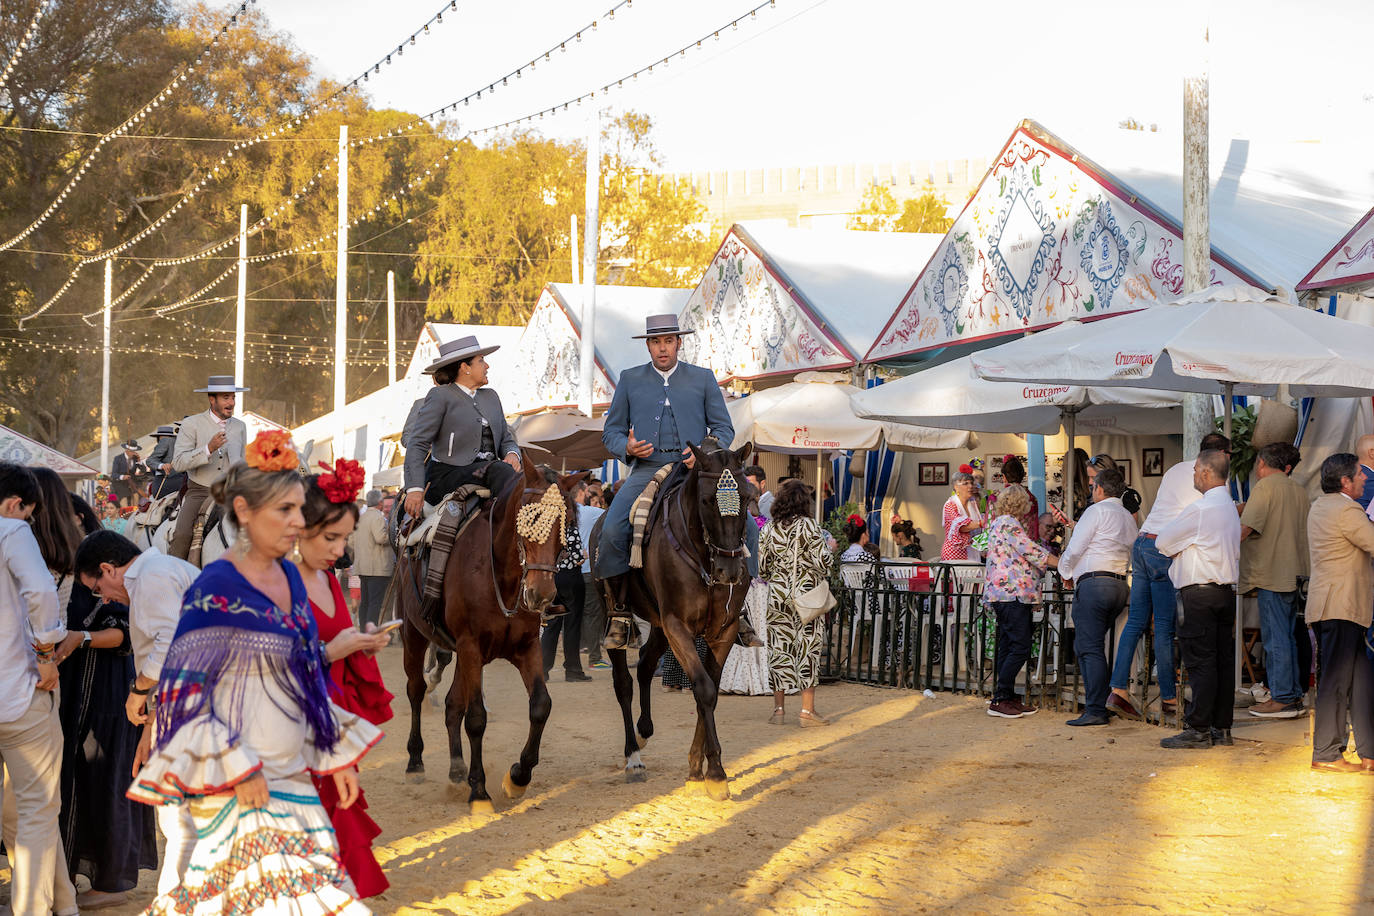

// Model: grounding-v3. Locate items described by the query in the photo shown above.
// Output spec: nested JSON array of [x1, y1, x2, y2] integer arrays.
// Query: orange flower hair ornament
[[317, 459, 366, 505], [244, 430, 299, 473]]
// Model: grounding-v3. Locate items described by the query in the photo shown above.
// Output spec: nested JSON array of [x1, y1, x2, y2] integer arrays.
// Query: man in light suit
[[1306, 453, 1374, 773], [146, 424, 186, 500], [168, 376, 247, 561], [401, 336, 522, 637], [595, 314, 754, 650], [354, 490, 396, 630]]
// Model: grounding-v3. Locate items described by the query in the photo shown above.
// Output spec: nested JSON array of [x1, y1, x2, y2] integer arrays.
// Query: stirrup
[[602, 616, 632, 651]]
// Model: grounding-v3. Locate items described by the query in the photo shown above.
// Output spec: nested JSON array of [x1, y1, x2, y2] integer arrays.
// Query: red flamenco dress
[[310, 571, 394, 898]]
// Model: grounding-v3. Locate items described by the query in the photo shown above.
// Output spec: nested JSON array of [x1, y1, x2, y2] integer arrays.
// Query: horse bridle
[[489, 484, 566, 616], [672, 466, 748, 586]]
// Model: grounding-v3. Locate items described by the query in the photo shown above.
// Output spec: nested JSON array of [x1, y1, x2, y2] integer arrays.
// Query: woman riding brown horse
[[396, 461, 586, 813], [594, 436, 754, 800]]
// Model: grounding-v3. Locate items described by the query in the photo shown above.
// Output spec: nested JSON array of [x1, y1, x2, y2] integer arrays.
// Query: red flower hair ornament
[[847, 513, 864, 526], [317, 459, 366, 505], [958, 463, 975, 475], [244, 430, 298, 473]]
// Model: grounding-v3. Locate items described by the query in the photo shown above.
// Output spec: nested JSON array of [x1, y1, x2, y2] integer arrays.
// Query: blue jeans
[[1072, 576, 1130, 717], [1112, 535, 1178, 700], [1256, 588, 1301, 703], [594, 460, 758, 579]]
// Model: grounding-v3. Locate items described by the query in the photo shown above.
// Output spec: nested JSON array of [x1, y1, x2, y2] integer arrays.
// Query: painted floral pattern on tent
[[0, 426, 96, 478], [680, 231, 848, 381], [867, 127, 1248, 361], [507, 290, 614, 413], [1299, 204, 1374, 291]]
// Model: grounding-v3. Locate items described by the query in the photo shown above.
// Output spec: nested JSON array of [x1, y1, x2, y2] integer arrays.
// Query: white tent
[[727, 372, 972, 520], [680, 223, 942, 381], [850, 356, 1183, 436], [1, 426, 97, 481], [970, 285, 1374, 400]]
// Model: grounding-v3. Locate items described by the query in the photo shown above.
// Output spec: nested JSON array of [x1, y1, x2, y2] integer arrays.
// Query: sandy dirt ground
[[47, 645, 1374, 914]]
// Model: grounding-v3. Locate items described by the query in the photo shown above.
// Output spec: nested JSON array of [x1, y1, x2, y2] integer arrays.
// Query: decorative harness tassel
[[716, 467, 741, 517]]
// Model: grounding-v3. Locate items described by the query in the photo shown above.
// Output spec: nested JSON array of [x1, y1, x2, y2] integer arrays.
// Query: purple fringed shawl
[[153, 558, 340, 755]]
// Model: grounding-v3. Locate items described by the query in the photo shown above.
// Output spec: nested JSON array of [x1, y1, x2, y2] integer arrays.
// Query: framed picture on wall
[[919, 462, 948, 486], [1142, 448, 1164, 478], [1116, 459, 1133, 486]]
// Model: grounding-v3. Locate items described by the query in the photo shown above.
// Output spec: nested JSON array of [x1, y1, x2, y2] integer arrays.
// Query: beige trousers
[[0, 689, 67, 915]]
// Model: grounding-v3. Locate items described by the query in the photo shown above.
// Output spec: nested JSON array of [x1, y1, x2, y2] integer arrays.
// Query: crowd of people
[[9, 311, 1374, 911]]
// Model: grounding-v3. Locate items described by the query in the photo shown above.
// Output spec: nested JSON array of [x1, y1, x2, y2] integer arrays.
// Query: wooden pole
[[1182, 25, 1212, 458]]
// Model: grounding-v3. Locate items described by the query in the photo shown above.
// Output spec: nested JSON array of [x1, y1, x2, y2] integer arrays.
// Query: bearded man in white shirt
[[1057, 467, 1138, 727], [1155, 449, 1242, 749]]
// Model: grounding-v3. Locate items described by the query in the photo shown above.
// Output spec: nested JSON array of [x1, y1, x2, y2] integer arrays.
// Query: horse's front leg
[[609, 647, 645, 782], [503, 642, 552, 799], [636, 625, 668, 748], [456, 651, 493, 815], [401, 611, 429, 782]]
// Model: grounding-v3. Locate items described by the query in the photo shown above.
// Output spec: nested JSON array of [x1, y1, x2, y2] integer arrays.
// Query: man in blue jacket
[[595, 314, 758, 649]]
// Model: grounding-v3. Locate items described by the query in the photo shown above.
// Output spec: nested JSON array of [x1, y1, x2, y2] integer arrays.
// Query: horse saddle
[[629, 462, 689, 568], [399, 484, 489, 550]]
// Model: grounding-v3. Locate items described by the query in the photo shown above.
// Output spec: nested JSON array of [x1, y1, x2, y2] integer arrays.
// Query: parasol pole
[[1063, 409, 1077, 522], [816, 450, 823, 525]]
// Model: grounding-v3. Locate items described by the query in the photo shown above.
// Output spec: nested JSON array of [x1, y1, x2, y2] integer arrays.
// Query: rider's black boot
[[601, 575, 633, 651]]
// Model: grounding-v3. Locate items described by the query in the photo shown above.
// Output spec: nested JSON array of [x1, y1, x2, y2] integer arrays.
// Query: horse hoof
[[636, 732, 650, 749], [502, 771, 527, 799], [705, 778, 731, 801], [684, 777, 705, 794], [625, 765, 647, 783], [404, 766, 425, 784], [449, 765, 468, 786], [469, 799, 496, 816]]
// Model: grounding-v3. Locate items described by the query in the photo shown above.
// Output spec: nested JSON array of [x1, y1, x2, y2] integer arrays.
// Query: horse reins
[[488, 482, 566, 616], [663, 466, 748, 587]]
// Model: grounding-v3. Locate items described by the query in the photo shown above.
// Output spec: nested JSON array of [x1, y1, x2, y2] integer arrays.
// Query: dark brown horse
[[396, 461, 585, 813], [594, 436, 754, 800]]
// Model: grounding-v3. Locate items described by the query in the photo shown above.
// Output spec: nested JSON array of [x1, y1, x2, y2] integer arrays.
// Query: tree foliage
[[847, 181, 954, 234], [0, 4, 708, 454]]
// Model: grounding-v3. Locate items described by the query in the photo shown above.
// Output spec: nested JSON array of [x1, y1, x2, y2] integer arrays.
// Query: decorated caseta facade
[[866, 121, 1264, 362], [679, 223, 940, 382]]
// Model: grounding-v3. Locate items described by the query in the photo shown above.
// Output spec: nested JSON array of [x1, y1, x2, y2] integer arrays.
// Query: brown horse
[[396, 461, 585, 813], [593, 436, 754, 800]]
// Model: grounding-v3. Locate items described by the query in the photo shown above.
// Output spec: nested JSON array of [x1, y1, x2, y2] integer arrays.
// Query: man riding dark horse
[[595, 314, 761, 650], [402, 335, 524, 642]]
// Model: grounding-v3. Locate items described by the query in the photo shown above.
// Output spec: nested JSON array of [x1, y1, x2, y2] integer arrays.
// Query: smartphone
[[1049, 502, 1070, 525], [374, 619, 404, 635]]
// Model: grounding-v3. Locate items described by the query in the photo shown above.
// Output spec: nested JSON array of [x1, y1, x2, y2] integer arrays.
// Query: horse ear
[[686, 441, 705, 467], [559, 470, 591, 492], [522, 459, 541, 486], [734, 442, 753, 464]]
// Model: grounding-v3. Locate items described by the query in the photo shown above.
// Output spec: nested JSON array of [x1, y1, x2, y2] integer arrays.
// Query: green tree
[[894, 181, 954, 234], [847, 184, 899, 232]]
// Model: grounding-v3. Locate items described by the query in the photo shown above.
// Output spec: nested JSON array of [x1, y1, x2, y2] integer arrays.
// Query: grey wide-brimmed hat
[[152, 424, 178, 439], [120, 439, 141, 451], [631, 314, 695, 339], [194, 375, 249, 393], [424, 335, 500, 375]]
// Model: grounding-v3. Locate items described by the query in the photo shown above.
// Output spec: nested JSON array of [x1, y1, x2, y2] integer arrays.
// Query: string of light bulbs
[[0, 0, 52, 96], [17, 0, 470, 326], [62, 0, 641, 320], [71, 0, 779, 324], [0, 334, 393, 368], [0, 1, 260, 259]]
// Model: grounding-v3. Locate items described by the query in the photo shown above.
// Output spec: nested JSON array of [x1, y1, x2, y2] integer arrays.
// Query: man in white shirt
[[0, 463, 68, 916], [75, 529, 199, 894], [575, 484, 610, 667], [1107, 433, 1230, 721], [1154, 449, 1242, 749], [1058, 467, 1138, 726]]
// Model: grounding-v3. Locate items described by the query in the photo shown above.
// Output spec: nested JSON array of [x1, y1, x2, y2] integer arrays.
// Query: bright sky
[[247, 0, 1372, 170]]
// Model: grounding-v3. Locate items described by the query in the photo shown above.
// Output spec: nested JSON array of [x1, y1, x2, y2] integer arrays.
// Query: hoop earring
[[290, 541, 303, 564]]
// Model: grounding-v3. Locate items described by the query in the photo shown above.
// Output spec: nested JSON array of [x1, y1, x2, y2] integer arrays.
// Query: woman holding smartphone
[[293, 461, 394, 898]]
